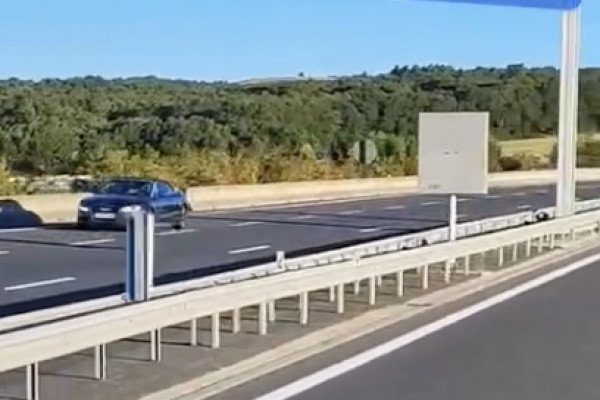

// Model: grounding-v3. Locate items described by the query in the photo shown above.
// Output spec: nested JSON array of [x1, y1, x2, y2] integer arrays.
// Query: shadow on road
[[0, 199, 43, 229]]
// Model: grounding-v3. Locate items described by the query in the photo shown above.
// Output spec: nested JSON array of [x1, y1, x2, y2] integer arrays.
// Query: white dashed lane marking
[[4, 277, 76, 292], [360, 228, 382, 233], [0, 250, 9, 256], [290, 215, 317, 220], [156, 228, 197, 236], [228, 245, 271, 255], [230, 221, 265, 227], [70, 238, 115, 246], [384, 205, 405, 210], [517, 204, 532, 210], [485, 195, 502, 199], [337, 210, 363, 216], [421, 201, 441, 206]]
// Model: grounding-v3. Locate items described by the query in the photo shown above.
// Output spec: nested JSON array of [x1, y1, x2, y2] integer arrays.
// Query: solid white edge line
[[255, 252, 600, 400], [0, 250, 9, 256], [228, 245, 271, 255], [0, 227, 38, 234], [420, 201, 441, 206], [4, 277, 77, 292]]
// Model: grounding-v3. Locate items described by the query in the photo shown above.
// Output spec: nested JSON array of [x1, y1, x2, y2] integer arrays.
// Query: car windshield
[[100, 180, 153, 197]]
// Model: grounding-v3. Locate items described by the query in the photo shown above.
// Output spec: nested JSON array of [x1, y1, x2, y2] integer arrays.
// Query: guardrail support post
[[526, 239, 532, 258], [150, 329, 161, 362], [396, 271, 404, 297], [94, 344, 107, 380], [464, 255, 471, 276], [444, 259, 451, 284], [211, 313, 220, 349], [537, 236, 544, 253], [232, 308, 241, 334], [26, 362, 39, 400], [258, 302, 268, 335], [276, 251, 285, 269], [376, 275, 383, 287], [299, 292, 309, 325], [550, 233, 556, 249], [512, 243, 518, 262], [498, 247, 504, 267], [368, 276, 376, 305], [422, 265, 429, 290], [328, 286, 335, 302], [353, 280, 360, 295], [336, 284, 345, 314], [190, 318, 198, 346], [268, 300, 276, 322]]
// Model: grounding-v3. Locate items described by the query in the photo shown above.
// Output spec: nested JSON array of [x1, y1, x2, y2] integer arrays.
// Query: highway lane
[[1, 182, 600, 316], [252, 254, 600, 400]]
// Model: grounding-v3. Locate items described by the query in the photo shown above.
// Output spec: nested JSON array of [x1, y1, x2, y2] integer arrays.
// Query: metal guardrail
[[3, 198, 600, 334], [2, 208, 600, 400]]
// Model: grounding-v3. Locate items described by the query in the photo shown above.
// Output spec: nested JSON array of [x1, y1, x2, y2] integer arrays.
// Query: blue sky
[[0, 0, 597, 81]]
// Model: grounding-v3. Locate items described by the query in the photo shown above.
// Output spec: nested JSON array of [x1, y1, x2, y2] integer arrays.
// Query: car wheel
[[172, 212, 186, 230]]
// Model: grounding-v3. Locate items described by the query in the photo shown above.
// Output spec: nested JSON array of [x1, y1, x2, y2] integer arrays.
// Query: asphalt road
[[1, 182, 600, 316], [251, 254, 600, 400]]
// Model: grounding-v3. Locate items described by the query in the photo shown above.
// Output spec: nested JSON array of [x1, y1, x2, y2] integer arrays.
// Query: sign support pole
[[556, 6, 581, 217]]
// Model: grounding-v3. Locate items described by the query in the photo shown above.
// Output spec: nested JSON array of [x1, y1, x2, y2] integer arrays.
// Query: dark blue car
[[77, 178, 190, 230]]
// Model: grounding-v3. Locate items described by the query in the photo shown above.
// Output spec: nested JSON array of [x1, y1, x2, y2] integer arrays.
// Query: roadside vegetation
[[1, 64, 600, 193]]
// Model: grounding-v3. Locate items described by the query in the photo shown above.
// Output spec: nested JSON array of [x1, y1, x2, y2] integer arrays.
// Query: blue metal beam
[[417, 0, 581, 10]]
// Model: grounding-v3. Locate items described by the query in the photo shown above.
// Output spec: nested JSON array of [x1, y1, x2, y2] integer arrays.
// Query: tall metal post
[[556, 6, 581, 217]]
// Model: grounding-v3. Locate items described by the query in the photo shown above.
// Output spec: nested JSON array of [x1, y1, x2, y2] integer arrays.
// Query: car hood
[[80, 195, 150, 209]]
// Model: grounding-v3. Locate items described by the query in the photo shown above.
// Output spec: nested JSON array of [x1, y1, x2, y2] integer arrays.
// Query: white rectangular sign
[[418, 112, 489, 195]]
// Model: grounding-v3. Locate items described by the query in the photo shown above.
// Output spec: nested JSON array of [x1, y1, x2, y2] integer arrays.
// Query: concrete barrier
[[3, 168, 600, 224], [0, 193, 90, 226], [187, 168, 600, 211]]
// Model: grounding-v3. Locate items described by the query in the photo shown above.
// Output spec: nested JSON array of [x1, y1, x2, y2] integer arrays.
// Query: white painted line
[[156, 228, 197, 236], [359, 228, 382, 233], [457, 198, 471, 203], [485, 195, 502, 199], [4, 277, 76, 292], [384, 205, 405, 210], [535, 189, 549, 194], [512, 192, 527, 197], [70, 238, 115, 246], [421, 201, 441, 206], [0, 227, 37, 234], [255, 252, 600, 400], [0, 250, 9, 256], [230, 221, 265, 227], [337, 210, 363, 216], [517, 205, 532, 210], [457, 214, 468, 219], [290, 215, 317, 220], [228, 245, 271, 255]]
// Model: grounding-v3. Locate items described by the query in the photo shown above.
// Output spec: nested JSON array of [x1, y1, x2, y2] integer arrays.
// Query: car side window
[[156, 183, 173, 197]]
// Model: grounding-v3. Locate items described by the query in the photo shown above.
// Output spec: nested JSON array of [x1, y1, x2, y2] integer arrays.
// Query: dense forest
[[1, 64, 600, 193]]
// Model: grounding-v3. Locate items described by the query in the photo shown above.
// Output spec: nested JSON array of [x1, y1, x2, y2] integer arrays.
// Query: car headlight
[[78, 205, 90, 213], [120, 205, 142, 213]]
